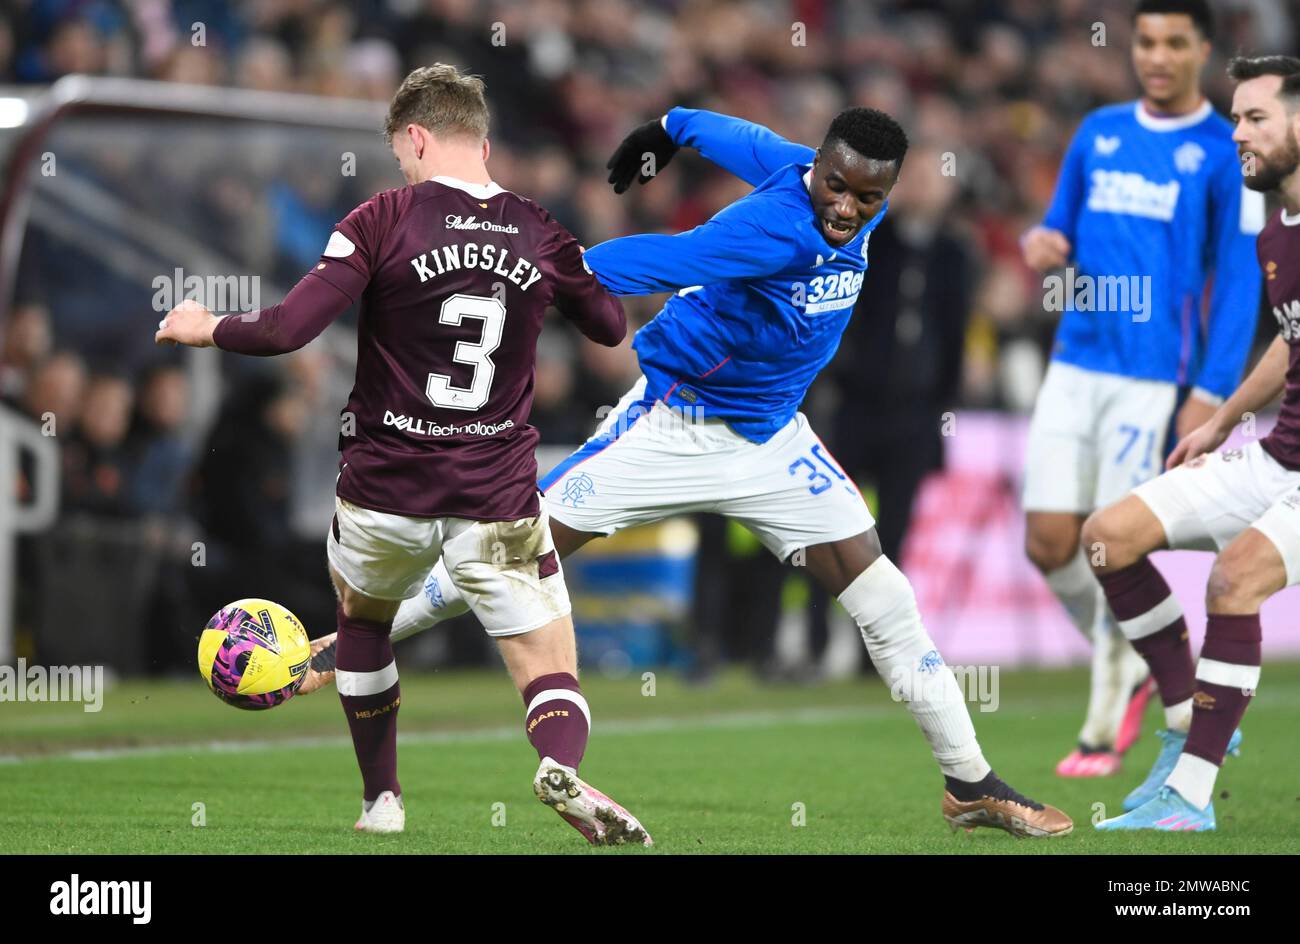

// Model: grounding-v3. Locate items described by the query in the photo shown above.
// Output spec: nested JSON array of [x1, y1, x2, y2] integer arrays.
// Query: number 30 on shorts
[[788, 445, 849, 495]]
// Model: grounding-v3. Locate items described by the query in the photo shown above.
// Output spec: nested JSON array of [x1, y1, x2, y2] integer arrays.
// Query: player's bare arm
[[1168, 334, 1290, 468], [1174, 395, 1222, 441]]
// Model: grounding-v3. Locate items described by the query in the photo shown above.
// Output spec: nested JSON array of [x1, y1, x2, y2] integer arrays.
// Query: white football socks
[[839, 556, 991, 784], [1165, 753, 1219, 811], [1079, 613, 1149, 748], [1044, 547, 1103, 640], [1046, 547, 1143, 749]]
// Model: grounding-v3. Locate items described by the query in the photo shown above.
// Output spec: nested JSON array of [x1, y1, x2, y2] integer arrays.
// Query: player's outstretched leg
[[809, 533, 1073, 838], [496, 617, 652, 847], [329, 575, 405, 833], [301, 521, 599, 694], [299, 559, 468, 694], [392, 558, 471, 641]]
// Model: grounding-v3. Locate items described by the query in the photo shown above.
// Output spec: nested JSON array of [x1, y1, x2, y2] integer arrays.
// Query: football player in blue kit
[[308, 103, 1073, 838], [1019, 0, 1262, 778]]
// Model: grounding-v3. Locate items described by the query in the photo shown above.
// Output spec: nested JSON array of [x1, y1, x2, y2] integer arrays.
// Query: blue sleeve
[[665, 107, 816, 187], [1195, 165, 1265, 401], [1041, 118, 1090, 243], [583, 194, 804, 295]]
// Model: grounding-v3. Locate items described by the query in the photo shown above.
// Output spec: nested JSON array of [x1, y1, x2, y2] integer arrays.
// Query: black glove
[[606, 118, 679, 194]]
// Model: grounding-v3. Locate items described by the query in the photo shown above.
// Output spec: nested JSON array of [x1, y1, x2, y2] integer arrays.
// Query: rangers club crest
[[561, 472, 596, 507]]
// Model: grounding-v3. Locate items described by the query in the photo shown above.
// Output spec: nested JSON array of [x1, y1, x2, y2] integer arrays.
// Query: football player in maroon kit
[[1086, 55, 1300, 831], [157, 64, 651, 845]]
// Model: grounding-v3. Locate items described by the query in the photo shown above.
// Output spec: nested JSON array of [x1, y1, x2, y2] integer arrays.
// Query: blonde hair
[[383, 63, 489, 143]]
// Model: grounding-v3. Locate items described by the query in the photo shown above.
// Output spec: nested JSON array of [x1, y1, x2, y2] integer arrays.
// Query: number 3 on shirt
[[426, 293, 505, 411]]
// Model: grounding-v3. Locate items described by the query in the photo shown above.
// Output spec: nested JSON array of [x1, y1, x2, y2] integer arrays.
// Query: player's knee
[[1080, 508, 1138, 572], [1206, 547, 1271, 614], [840, 556, 921, 647], [1024, 521, 1079, 573], [339, 587, 398, 625], [339, 593, 366, 621]]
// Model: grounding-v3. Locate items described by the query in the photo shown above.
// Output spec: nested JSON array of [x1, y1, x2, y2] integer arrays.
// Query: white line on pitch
[[7, 685, 1298, 766], [0, 705, 871, 765]]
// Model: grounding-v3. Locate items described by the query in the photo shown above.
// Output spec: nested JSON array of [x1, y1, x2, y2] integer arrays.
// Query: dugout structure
[[0, 77, 388, 664]]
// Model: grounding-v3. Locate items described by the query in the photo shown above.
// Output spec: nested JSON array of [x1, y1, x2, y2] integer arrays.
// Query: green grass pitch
[[2, 663, 1297, 854]]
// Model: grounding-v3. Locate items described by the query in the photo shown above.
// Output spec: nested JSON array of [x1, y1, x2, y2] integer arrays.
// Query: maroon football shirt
[[214, 176, 625, 519], [1256, 209, 1300, 471]]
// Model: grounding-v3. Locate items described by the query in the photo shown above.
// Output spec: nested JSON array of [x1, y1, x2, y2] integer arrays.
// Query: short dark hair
[[1132, 0, 1214, 40], [1227, 54, 1300, 98], [822, 107, 909, 172]]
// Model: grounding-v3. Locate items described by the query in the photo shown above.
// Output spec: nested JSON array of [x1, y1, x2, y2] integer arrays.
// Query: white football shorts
[[1133, 441, 1300, 587], [327, 497, 571, 636], [1023, 361, 1180, 513], [538, 377, 875, 561]]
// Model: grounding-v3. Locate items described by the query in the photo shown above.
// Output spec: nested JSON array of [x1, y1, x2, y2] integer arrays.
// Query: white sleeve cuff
[[1190, 387, 1225, 407]]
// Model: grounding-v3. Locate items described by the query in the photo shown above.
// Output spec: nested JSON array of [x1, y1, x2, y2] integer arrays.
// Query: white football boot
[[355, 790, 405, 833], [532, 758, 652, 846]]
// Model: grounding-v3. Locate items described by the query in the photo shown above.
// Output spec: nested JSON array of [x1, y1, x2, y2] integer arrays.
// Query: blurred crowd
[[3, 0, 1297, 673], [5, 0, 1295, 399], [2, 301, 188, 518]]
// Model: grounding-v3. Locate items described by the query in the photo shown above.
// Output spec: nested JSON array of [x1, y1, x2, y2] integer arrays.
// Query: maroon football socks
[[1096, 559, 1195, 712], [336, 605, 401, 802], [522, 672, 590, 770]]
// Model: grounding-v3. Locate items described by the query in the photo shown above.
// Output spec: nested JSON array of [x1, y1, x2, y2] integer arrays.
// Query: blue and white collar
[[1134, 99, 1212, 133]]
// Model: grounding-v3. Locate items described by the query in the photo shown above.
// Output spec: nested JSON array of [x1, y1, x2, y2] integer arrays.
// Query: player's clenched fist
[[1020, 225, 1072, 272], [155, 298, 219, 348], [606, 118, 680, 194]]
